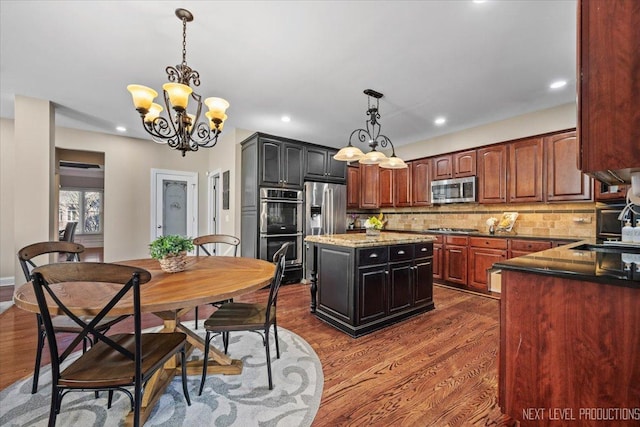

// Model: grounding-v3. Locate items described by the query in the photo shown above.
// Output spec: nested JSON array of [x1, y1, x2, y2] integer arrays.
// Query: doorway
[[207, 170, 221, 254], [151, 169, 198, 240]]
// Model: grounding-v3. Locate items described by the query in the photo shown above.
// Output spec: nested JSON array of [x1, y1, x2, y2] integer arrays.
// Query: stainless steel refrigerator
[[303, 182, 347, 282]]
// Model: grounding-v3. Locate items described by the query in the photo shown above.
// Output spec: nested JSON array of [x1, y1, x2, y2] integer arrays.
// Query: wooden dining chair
[[31, 262, 191, 427], [192, 234, 241, 329], [59, 221, 77, 242], [18, 241, 127, 394], [198, 241, 291, 395]]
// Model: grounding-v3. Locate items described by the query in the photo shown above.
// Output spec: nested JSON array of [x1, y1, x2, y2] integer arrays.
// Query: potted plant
[[149, 235, 194, 273], [363, 213, 386, 236]]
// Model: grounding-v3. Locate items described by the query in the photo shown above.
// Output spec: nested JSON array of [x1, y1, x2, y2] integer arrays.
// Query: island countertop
[[305, 232, 436, 248]]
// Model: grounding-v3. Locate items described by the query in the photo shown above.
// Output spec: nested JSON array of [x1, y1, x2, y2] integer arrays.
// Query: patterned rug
[[0, 323, 323, 426]]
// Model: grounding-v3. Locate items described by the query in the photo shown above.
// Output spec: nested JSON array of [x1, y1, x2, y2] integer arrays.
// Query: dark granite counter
[[493, 239, 640, 288], [363, 228, 581, 243]]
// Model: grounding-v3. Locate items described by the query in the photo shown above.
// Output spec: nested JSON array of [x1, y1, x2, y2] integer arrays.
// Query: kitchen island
[[494, 241, 640, 426], [305, 232, 436, 337]]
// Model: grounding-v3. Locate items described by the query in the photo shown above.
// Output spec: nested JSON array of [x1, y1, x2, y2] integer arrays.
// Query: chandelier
[[126, 9, 229, 157], [333, 89, 407, 169]]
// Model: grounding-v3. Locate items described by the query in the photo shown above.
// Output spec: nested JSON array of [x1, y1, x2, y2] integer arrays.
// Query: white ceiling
[[0, 0, 577, 150]]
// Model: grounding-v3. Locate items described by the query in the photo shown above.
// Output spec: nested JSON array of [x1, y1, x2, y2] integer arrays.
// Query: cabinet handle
[[421, 248, 427, 252], [397, 250, 405, 255], [385, 270, 389, 275], [369, 253, 378, 258]]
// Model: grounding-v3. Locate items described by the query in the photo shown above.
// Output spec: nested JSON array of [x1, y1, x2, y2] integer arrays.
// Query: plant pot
[[365, 228, 381, 237], [158, 251, 187, 273]]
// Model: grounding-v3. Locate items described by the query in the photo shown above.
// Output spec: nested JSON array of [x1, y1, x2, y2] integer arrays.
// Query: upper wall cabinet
[[359, 164, 380, 209], [508, 137, 544, 203], [578, 0, 640, 182], [260, 138, 304, 189], [545, 131, 593, 202], [432, 150, 476, 181], [412, 158, 431, 206], [477, 145, 507, 204], [347, 165, 360, 209], [304, 146, 347, 183]]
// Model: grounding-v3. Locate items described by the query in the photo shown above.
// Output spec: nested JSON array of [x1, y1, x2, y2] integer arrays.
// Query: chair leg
[[194, 306, 199, 329], [265, 327, 273, 390], [108, 390, 114, 408], [134, 380, 142, 427], [32, 327, 46, 394], [273, 322, 280, 359], [199, 331, 212, 396], [180, 348, 191, 405], [223, 331, 229, 354], [48, 386, 59, 427]]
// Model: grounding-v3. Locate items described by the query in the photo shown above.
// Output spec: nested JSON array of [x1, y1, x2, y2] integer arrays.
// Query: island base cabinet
[[312, 242, 435, 337], [500, 270, 640, 426]]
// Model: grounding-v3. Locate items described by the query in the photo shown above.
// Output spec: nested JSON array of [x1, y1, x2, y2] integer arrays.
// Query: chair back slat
[[18, 241, 85, 281], [31, 263, 151, 374], [194, 234, 240, 257], [265, 242, 291, 318]]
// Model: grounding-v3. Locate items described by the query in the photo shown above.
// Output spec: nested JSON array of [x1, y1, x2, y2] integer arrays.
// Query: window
[[59, 189, 103, 234]]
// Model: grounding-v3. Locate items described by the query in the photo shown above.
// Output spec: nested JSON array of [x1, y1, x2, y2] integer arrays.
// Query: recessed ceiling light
[[116, 126, 127, 132], [549, 80, 567, 89], [281, 115, 291, 123], [434, 117, 446, 126], [473, 0, 487, 3]]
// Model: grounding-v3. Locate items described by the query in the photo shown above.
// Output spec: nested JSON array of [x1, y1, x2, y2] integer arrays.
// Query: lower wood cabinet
[[313, 242, 435, 337], [508, 239, 552, 259], [443, 235, 468, 285], [469, 237, 508, 291]]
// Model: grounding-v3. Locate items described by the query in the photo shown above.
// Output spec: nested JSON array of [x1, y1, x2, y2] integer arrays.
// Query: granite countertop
[[305, 232, 436, 248], [349, 228, 581, 242], [493, 239, 640, 288]]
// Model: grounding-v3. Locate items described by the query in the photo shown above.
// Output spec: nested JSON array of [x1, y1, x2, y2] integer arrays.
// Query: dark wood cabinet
[[359, 164, 380, 208], [453, 150, 476, 177], [443, 235, 468, 285], [578, 0, 640, 182], [412, 158, 431, 206], [469, 237, 507, 292], [347, 166, 360, 209], [508, 239, 552, 259], [477, 145, 507, 204], [379, 168, 394, 208], [394, 164, 412, 207], [432, 155, 452, 180], [259, 138, 303, 189], [312, 241, 434, 337], [595, 182, 628, 201], [545, 131, 592, 202], [304, 146, 346, 183], [508, 137, 544, 203]]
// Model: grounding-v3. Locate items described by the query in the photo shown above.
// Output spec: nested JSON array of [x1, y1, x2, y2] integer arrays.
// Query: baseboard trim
[[0, 277, 15, 287]]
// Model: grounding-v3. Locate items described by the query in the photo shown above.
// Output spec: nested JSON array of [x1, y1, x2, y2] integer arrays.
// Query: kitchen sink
[[572, 243, 640, 254]]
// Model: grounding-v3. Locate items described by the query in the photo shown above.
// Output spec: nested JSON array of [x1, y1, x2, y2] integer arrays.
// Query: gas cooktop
[[425, 228, 479, 234]]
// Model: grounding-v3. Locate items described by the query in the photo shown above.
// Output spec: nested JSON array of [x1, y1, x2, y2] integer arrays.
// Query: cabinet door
[[545, 131, 592, 201], [379, 168, 394, 207], [477, 145, 507, 204], [432, 243, 443, 280], [241, 137, 258, 210], [260, 140, 282, 186], [394, 164, 412, 207], [412, 159, 431, 206], [595, 182, 628, 201], [509, 137, 543, 203], [469, 247, 506, 292], [388, 261, 413, 314], [578, 0, 640, 175], [326, 150, 347, 181], [432, 155, 453, 180], [304, 147, 327, 181], [359, 164, 380, 208], [453, 150, 476, 177], [414, 257, 434, 306], [444, 244, 468, 285], [347, 166, 360, 209], [282, 143, 303, 188], [357, 265, 387, 324]]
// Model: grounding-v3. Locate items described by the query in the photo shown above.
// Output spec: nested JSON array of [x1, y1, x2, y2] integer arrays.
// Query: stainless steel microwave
[[431, 176, 477, 204]]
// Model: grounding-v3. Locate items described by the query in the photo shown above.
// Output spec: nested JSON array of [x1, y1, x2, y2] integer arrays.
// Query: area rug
[[0, 322, 323, 426]]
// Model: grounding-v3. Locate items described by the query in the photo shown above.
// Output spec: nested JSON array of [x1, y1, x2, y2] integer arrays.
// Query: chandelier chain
[[181, 16, 188, 67]]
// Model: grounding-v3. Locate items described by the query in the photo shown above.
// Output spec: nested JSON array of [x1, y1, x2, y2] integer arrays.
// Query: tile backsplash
[[349, 202, 596, 239]]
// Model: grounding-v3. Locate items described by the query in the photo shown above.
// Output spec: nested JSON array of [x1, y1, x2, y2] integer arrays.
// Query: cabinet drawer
[[414, 242, 433, 258], [389, 244, 414, 262], [509, 239, 552, 252], [427, 234, 444, 243], [469, 237, 508, 250], [358, 247, 388, 266], [446, 235, 469, 245]]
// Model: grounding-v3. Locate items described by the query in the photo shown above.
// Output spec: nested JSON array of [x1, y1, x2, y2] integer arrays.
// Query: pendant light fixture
[[127, 9, 229, 157], [334, 89, 407, 169]]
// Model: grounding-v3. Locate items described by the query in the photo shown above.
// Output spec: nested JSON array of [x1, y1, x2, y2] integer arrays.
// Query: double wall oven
[[259, 188, 303, 275]]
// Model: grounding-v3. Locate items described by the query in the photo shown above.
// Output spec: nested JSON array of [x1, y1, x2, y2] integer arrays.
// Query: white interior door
[[151, 169, 198, 240]]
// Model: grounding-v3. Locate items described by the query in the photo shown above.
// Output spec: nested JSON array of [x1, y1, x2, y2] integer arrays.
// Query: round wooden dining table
[[13, 255, 275, 427]]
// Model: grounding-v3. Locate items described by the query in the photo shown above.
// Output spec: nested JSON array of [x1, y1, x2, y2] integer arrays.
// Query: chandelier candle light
[[334, 89, 407, 169], [127, 9, 230, 156]]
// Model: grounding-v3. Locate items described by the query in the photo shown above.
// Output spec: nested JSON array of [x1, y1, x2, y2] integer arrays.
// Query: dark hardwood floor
[[0, 277, 513, 426]]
